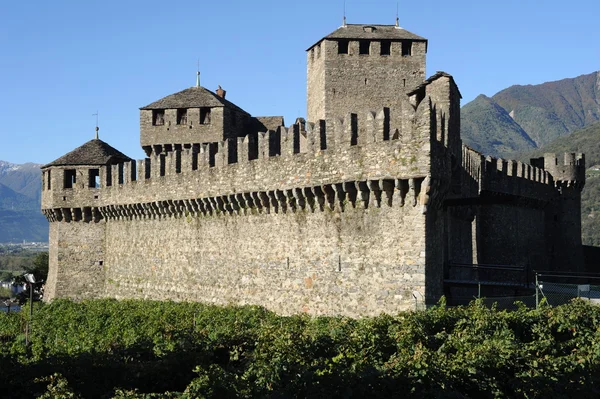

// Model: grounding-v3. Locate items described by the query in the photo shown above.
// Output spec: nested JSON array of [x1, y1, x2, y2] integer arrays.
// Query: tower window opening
[[402, 40, 412, 56], [47, 170, 51, 190], [176, 108, 188, 125], [152, 109, 165, 126], [200, 107, 211, 124], [359, 40, 370, 55], [88, 169, 100, 188], [64, 169, 76, 189], [338, 40, 349, 54], [380, 40, 391, 55]]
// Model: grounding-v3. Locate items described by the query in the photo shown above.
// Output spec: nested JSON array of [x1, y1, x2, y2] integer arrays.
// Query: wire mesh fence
[[445, 265, 600, 310], [535, 272, 600, 307]]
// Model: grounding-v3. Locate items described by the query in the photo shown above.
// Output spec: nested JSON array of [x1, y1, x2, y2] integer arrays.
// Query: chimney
[[216, 85, 226, 99]]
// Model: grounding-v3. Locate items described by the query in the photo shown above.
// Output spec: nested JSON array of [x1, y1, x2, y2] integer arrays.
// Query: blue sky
[[1, 0, 598, 164]]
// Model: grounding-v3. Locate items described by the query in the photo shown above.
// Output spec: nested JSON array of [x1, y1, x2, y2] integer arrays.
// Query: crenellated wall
[[42, 102, 452, 314], [41, 72, 587, 313], [42, 108, 435, 213]]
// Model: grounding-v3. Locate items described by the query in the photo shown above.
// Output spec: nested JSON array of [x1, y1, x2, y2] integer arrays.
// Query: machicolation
[[41, 23, 586, 316]]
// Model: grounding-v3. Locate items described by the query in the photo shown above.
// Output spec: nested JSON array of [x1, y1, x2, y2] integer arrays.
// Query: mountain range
[[0, 161, 47, 243], [462, 71, 600, 158]]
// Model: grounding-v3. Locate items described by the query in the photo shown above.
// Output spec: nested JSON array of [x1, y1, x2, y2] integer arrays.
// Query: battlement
[[530, 153, 586, 188], [461, 146, 556, 201], [42, 103, 449, 214]]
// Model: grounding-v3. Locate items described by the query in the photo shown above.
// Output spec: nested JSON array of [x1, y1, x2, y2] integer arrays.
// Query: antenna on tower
[[196, 59, 201, 87], [92, 111, 99, 139], [395, 2, 400, 28], [342, 0, 347, 27]]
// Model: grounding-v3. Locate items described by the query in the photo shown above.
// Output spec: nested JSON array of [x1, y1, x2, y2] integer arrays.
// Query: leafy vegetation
[[1, 298, 599, 398]]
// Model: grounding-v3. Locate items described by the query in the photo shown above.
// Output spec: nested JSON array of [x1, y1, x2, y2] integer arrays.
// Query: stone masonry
[[41, 23, 586, 316]]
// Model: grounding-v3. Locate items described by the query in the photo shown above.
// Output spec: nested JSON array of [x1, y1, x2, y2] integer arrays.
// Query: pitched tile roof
[[140, 86, 250, 115], [43, 139, 132, 168], [307, 24, 426, 51]]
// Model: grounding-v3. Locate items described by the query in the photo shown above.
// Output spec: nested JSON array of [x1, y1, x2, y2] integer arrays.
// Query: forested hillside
[[462, 71, 600, 159]]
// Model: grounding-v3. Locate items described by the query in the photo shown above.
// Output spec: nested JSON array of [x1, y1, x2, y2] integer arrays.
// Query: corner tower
[[306, 24, 427, 122]]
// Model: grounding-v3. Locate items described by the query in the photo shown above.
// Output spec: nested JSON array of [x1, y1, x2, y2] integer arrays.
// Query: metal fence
[[535, 271, 600, 307], [445, 264, 600, 310]]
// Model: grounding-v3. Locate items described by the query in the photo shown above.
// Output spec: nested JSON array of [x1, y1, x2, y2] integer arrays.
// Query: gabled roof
[[43, 139, 132, 168], [407, 71, 463, 99], [307, 24, 427, 51], [140, 86, 250, 115]]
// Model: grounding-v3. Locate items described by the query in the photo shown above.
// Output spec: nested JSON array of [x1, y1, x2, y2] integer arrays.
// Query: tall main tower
[[306, 23, 427, 122]]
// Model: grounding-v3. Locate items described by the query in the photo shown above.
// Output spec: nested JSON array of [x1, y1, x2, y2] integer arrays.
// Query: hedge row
[[1, 298, 599, 398]]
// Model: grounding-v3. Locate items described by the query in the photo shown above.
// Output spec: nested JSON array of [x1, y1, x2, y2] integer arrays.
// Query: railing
[[445, 263, 529, 295]]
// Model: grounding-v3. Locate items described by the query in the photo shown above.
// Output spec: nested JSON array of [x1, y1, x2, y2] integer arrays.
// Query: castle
[[41, 23, 585, 315]]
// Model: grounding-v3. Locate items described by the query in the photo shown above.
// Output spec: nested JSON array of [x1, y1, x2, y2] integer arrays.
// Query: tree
[[15, 252, 48, 303], [25, 252, 49, 284]]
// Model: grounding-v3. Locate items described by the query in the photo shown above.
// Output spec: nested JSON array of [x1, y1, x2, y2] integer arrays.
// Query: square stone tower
[[306, 24, 427, 122]]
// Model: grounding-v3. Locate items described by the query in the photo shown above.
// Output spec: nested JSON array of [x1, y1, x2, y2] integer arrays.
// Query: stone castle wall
[[41, 69, 587, 314], [42, 104, 441, 315], [101, 196, 427, 316]]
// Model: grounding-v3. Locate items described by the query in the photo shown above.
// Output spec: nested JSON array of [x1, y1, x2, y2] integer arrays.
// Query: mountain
[[0, 183, 39, 211], [461, 95, 536, 157], [518, 121, 600, 168], [0, 161, 43, 201], [461, 71, 600, 158], [0, 161, 47, 243]]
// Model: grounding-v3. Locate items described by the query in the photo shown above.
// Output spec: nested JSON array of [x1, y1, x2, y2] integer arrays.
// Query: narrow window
[[402, 40, 412, 56], [380, 40, 391, 56], [176, 108, 187, 125], [338, 40, 349, 54], [64, 169, 76, 189], [200, 107, 211, 124], [118, 163, 124, 184], [359, 40, 370, 55], [152, 109, 165, 126], [47, 170, 51, 190], [88, 169, 100, 188]]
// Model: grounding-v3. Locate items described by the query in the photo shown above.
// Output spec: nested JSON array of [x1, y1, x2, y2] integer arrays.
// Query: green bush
[[0, 298, 599, 398]]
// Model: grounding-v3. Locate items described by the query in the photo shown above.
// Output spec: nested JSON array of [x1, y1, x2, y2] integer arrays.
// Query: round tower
[[542, 153, 586, 272], [41, 138, 132, 300]]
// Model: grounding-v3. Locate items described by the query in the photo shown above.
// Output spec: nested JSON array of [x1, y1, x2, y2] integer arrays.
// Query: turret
[[41, 138, 132, 217], [542, 153, 585, 189], [531, 153, 586, 271], [41, 137, 132, 301]]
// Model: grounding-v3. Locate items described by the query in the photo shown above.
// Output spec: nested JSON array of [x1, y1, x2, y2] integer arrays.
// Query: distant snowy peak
[[0, 160, 42, 176]]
